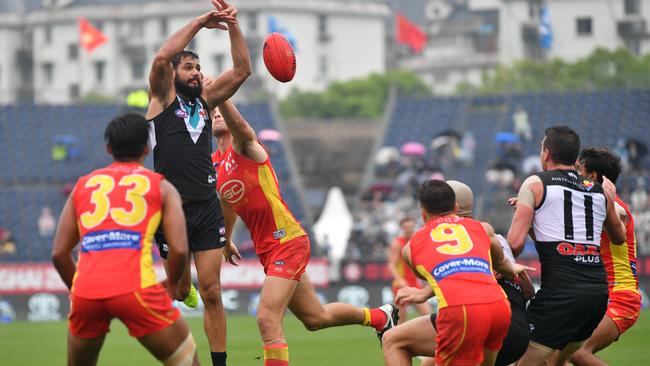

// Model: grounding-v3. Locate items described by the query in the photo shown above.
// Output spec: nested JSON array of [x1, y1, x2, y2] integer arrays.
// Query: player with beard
[[146, 1, 251, 365]]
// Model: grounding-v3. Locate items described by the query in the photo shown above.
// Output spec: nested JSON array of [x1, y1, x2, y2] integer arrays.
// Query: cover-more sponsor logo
[[81, 230, 141, 252], [432, 257, 492, 281]]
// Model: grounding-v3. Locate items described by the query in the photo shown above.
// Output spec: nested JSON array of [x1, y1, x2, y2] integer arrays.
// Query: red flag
[[79, 17, 108, 53], [396, 12, 427, 53]]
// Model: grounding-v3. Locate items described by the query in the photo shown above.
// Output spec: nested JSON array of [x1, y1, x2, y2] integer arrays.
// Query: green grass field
[[2, 311, 649, 365]]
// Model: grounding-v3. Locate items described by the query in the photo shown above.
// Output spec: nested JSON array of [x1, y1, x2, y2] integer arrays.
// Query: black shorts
[[527, 288, 607, 350], [155, 197, 226, 259], [495, 281, 530, 366]]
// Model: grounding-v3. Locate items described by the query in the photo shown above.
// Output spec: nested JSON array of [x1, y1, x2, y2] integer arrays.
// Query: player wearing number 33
[[507, 125, 626, 365], [52, 114, 200, 366], [383, 180, 533, 366]]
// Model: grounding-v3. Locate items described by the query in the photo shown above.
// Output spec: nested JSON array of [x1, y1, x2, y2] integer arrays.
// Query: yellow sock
[[362, 307, 372, 326], [263, 343, 289, 366]]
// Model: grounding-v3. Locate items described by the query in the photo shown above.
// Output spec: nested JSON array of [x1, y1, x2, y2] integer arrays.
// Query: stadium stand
[[349, 89, 650, 259], [0, 102, 308, 262]]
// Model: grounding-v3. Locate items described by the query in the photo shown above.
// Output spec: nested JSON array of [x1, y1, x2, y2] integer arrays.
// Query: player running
[[507, 126, 626, 366], [52, 113, 199, 366], [569, 148, 641, 366], [212, 100, 398, 366], [386, 217, 431, 324], [146, 1, 250, 364], [382, 180, 532, 366]]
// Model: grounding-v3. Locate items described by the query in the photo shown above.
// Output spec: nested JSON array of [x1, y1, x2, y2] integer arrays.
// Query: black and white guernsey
[[533, 169, 607, 294], [149, 95, 219, 204]]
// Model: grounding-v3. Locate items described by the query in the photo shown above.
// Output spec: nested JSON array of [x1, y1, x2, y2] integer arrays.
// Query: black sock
[[211, 351, 227, 366]]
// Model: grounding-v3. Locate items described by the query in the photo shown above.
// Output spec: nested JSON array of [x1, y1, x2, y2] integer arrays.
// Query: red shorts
[[436, 299, 511, 366], [69, 284, 180, 339], [259, 235, 310, 281], [606, 290, 642, 335]]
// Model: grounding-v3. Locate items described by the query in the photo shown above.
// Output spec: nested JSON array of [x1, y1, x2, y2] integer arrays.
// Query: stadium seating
[[0, 102, 308, 262]]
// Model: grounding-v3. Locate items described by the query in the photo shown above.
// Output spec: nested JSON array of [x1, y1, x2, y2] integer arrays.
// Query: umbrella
[[375, 146, 400, 165], [258, 129, 282, 142], [400, 142, 426, 156], [495, 132, 520, 144], [368, 183, 394, 194]]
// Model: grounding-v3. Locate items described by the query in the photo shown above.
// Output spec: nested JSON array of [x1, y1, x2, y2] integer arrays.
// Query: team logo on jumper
[[582, 180, 594, 190], [431, 257, 491, 282], [273, 228, 286, 240], [175, 109, 189, 118], [219, 179, 245, 204], [81, 230, 141, 252]]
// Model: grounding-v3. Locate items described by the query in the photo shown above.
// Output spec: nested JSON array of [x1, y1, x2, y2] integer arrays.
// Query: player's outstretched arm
[[602, 176, 626, 245], [148, 2, 233, 115], [204, 0, 252, 109], [160, 179, 190, 300], [220, 198, 241, 266], [219, 100, 268, 162], [51, 195, 80, 290], [507, 175, 539, 257], [395, 286, 434, 306], [487, 222, 535, 279]]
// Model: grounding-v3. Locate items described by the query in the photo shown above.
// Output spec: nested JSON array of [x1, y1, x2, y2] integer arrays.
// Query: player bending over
[[567, 148, 641, 366], [52, 113, 199, 366], [382, 180, 532, 366], [212, 100, 398, 366]]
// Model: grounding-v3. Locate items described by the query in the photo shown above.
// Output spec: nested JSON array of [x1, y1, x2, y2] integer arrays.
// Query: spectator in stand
[[631, 177, 649, 213], [38, 206, 57, 238], [0, 227, 16, 258], [512, 106, 531, 142]]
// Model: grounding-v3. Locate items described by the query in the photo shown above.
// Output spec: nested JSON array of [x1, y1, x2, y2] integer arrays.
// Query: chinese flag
[[79, 17, 108, 53], [396, 12, 427, 53]]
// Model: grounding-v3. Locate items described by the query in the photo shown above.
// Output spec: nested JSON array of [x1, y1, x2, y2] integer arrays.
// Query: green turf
[[1, 311, 649, 365]]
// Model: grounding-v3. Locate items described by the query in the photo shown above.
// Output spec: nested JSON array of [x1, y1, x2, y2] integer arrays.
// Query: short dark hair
[[417, 180, 456, 215], [399, 217, 415, 226], [104, 113, 149, 161], [543, 125, 581, 165], [579, 147, 622, 184], [171, 50, 199, 69]]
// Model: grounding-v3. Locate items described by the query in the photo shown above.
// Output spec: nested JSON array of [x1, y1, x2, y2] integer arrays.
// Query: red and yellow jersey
[[216, 145, 305, 255], [393, 236, 420, 288], [71, 162, 163, 299], [409, 215, 505, 309], [601, 197, 638, 294]]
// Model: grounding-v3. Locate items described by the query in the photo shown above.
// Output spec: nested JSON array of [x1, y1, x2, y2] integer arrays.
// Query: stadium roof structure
[[0, 0, 43, 14]]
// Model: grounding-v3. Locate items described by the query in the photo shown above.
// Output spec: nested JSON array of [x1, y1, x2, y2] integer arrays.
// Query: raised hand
[[602, 175, 617, 202], [197, 10, 231, 30], [211, 0, 238, 24]]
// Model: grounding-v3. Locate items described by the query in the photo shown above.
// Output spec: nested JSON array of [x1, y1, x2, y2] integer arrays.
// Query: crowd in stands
[[347, 91, 650, 262]]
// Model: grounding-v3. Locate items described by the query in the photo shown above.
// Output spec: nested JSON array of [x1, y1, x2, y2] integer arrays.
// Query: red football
[[263, 32, 296, 83]]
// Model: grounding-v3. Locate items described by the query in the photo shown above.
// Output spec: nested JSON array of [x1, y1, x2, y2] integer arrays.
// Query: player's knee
[[569, 348, 591, 366], [300, 316, 326, 331], [256, 308, 283, 335], [380, 328, 398, 350], [198, 282, 222, 309]]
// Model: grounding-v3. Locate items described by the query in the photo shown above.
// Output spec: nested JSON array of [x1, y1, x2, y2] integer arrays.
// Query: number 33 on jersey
[[71, 162, 164, 299]]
